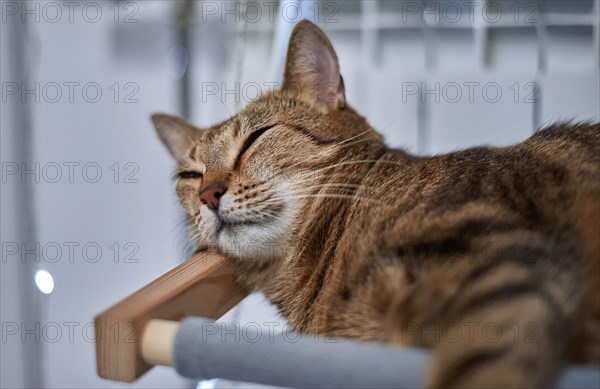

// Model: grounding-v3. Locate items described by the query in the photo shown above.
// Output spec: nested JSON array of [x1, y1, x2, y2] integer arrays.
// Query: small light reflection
[[196, 379, 219, 389], [35, 270, 54, 294]]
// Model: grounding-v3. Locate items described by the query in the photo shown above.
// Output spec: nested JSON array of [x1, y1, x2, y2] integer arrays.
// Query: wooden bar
[[94, 252, 247, 382]]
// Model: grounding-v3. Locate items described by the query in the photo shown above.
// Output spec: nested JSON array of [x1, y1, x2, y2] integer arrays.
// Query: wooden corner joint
[[94, 252, 247, 382]]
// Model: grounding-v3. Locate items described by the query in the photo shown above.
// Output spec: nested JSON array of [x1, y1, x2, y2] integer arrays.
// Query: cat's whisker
[[275, 150, 340, 172], [267, 183, 361, 193], [252, 210, 286, 222], [266, 167, 366, 183], [265, 159, 407, 184], [272, 132, 374, 174], [289, 190, 360, 197], [292, 183, 362, 190], [267, 137, 374, 175], [310, 159, 406, 171], [267, 187, 358, 195], [336, 128, 374, 146], [276, 194, 379, 204], [337, 137, 373, 150], [270, 135, 374, 173], [263, 190, 378, 204], [165, 216, 193, 239]]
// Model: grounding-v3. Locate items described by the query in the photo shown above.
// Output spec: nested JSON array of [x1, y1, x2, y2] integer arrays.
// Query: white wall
[[2, 2, 192, 387]]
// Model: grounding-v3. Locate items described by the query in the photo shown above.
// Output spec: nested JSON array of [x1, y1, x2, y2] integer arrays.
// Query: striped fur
[[154, 21, 600, 389]]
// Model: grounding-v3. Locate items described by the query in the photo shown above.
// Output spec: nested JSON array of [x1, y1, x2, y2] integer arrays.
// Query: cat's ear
[[282, 20, 345, 112], [151, 113, 201, 160]]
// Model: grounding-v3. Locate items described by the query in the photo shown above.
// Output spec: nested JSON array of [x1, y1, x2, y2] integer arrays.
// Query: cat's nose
[[199, 182, 227, 211]]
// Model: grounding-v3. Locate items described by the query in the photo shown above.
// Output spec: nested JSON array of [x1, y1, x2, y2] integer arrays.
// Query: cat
[[152, 20, 599, 389]]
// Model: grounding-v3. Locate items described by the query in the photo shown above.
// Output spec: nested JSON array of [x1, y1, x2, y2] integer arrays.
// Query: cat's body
[[153, 21, 599, 389]]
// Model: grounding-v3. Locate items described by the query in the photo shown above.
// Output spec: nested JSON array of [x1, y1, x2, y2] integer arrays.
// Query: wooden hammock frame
[[94, 252, 246, 382], [94, 252, 600, 388]]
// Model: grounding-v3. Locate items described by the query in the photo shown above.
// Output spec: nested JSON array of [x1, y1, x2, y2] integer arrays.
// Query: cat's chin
[[217, 223, 288, 262]]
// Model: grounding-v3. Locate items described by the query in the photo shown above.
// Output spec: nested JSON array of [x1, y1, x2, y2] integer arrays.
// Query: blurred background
[[1, 0, 599, 388]]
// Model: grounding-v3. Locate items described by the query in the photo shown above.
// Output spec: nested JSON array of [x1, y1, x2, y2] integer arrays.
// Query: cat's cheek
[[182, 199, 197, 215]]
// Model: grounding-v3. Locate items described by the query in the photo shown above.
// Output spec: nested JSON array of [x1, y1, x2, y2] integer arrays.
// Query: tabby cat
[[152, 20, 599, 388]]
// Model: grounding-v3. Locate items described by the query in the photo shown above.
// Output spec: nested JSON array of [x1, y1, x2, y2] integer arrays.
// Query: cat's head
[[152, 20, 382, 263]]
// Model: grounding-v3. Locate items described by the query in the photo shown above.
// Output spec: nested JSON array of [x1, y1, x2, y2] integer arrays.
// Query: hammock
[[94, 253, 600, 388]]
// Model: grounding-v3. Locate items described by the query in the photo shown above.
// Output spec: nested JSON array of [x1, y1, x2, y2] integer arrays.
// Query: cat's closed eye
[[178, 171, 203, 180], [236, 125, 275, 165]]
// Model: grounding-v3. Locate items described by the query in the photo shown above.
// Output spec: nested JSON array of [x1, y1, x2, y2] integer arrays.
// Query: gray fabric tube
[[173, 317, 600, 389]]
